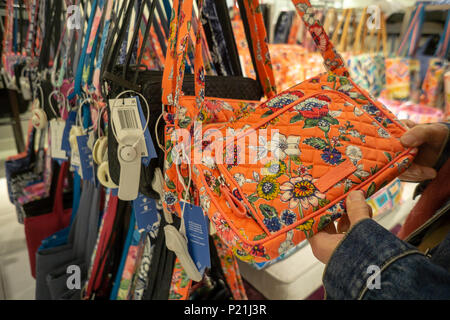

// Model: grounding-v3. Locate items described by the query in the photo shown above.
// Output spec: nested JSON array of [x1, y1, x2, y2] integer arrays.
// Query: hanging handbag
[[347, 8, 388, 98], [420, 10, 450, 109], [35, 180, 102, 300], [445, 70, 450, 117], [385, 4, 426, 101], [164, 0, 416, 264], [102, 0, 267, 201], [23, 161, 73, 278]]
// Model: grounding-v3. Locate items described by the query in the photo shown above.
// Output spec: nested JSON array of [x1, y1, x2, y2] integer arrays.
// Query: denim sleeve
[[323, 218, 450, 300]]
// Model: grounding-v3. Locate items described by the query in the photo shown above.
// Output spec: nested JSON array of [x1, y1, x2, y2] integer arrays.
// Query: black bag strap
[[102, 0, 158, 92], [236, 0, 262, 88], [215, 0, 242, 76]]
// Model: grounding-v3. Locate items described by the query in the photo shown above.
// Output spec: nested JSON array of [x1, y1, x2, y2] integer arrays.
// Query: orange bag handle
[[293, 0, 349, 77], [162, 0, 350, 113], [161, 0, 277, 109]]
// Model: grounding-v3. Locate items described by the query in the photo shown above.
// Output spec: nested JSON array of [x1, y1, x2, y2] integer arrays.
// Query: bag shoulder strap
[[293, 0, 349, 77]]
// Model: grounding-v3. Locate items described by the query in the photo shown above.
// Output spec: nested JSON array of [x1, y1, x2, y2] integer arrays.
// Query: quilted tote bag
[[166, 0, 416, 264], [420, 10, 450, 109], [23, 161, 73, 278], [347, 8, 388, 98], [385, 3, 425, 101]]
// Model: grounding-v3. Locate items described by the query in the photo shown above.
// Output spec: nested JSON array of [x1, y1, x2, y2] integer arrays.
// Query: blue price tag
[[135, 96, 157, 165], [182, 201, 211, 274], [61, 111, 77, 154], [133, 193, 160, 233], [76, 135, 95, 182], [111, 188, 119, 196]]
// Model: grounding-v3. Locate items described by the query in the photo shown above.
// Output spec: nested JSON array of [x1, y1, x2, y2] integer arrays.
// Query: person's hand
[[308, 191, 372, 264], [399, 121, 449, 182]]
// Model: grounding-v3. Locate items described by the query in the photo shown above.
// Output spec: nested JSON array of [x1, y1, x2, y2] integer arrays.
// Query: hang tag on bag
[[71, 149, 81, 174], [50, 119, 68, 161], [61, 111, 77, 154], [19, 76, 32, 100], [133, 193, 160, 233], [77, 135, 95, 182], [182, 201, 211, 275], [109, 97, 148, 157], [136, 97, 157, 165]]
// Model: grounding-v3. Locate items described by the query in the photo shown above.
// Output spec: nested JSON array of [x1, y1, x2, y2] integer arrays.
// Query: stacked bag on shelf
[[383, 3, 449, 123]]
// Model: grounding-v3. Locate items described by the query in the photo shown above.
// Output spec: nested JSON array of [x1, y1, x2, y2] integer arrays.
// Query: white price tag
[[50, 119, 68, 160], [19, 76, 32, 100]]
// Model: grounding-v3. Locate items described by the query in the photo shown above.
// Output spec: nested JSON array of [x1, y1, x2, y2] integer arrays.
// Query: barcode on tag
[[117, 108, 139, 130]]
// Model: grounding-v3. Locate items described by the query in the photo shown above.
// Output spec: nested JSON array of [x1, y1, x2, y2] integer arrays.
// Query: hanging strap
[[396, 3, 426, 57], [93, 0, 116, 97], [338, 8, 353, 53], [435, 10, 450, 58], [374, 11, 388, 56], [72, 0, 98, 96], [52, 161, 70, 225], [101, 0, 157, 92], [161, 0, 277, 107], [293, 0, 349, 76], [352, 8, 367, 54]]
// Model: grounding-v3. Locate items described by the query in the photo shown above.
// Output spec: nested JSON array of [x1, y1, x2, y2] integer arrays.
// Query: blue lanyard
[[71, 0, 99, 98]]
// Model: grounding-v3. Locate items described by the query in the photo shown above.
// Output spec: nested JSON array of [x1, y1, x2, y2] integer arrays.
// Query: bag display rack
[[0, 0, 448, 301]]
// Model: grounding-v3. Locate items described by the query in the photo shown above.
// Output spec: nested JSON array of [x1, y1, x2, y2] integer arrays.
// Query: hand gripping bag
[[164, 0, 416, 264]]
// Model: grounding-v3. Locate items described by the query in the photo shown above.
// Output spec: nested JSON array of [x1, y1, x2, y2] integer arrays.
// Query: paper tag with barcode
[[109, 97, 148, 157]]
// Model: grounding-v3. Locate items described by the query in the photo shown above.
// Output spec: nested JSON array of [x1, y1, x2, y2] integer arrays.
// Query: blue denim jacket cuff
[[323, 218, 421, 300]]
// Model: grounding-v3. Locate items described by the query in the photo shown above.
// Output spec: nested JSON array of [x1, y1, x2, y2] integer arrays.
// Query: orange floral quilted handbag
[[163, 0, 416, 264], [161, 0, 277, 218]]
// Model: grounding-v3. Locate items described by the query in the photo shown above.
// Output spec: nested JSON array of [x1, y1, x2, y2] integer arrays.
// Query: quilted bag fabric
[[161, 0, 277, 218], [162, 0, 415, 264]]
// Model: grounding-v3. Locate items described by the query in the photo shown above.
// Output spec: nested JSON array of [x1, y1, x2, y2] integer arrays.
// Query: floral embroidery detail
[[280, 175, 326, 210], [270, 133, 301, 160], [259, 204, 283, 233], [346, 145, 363, 164], [164, 191, 177, 206], [296, 219, 314, 232], [250, 244, 270, 260], [321, 147, 343, 165], [212, 213, 239, 245], [294, 96, 330, 119], [260, 91, 305, 117], [200, 193, 211, 212], [257, 176, 280, 201], [281, 209, 297, 226], [311, 24, 329, 52], [261, 160, 287, 178], [234, 173, 253, 187], [175, 107, 191, 128], [204, 170, 221, 194], [263, 216, 282, 233]]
